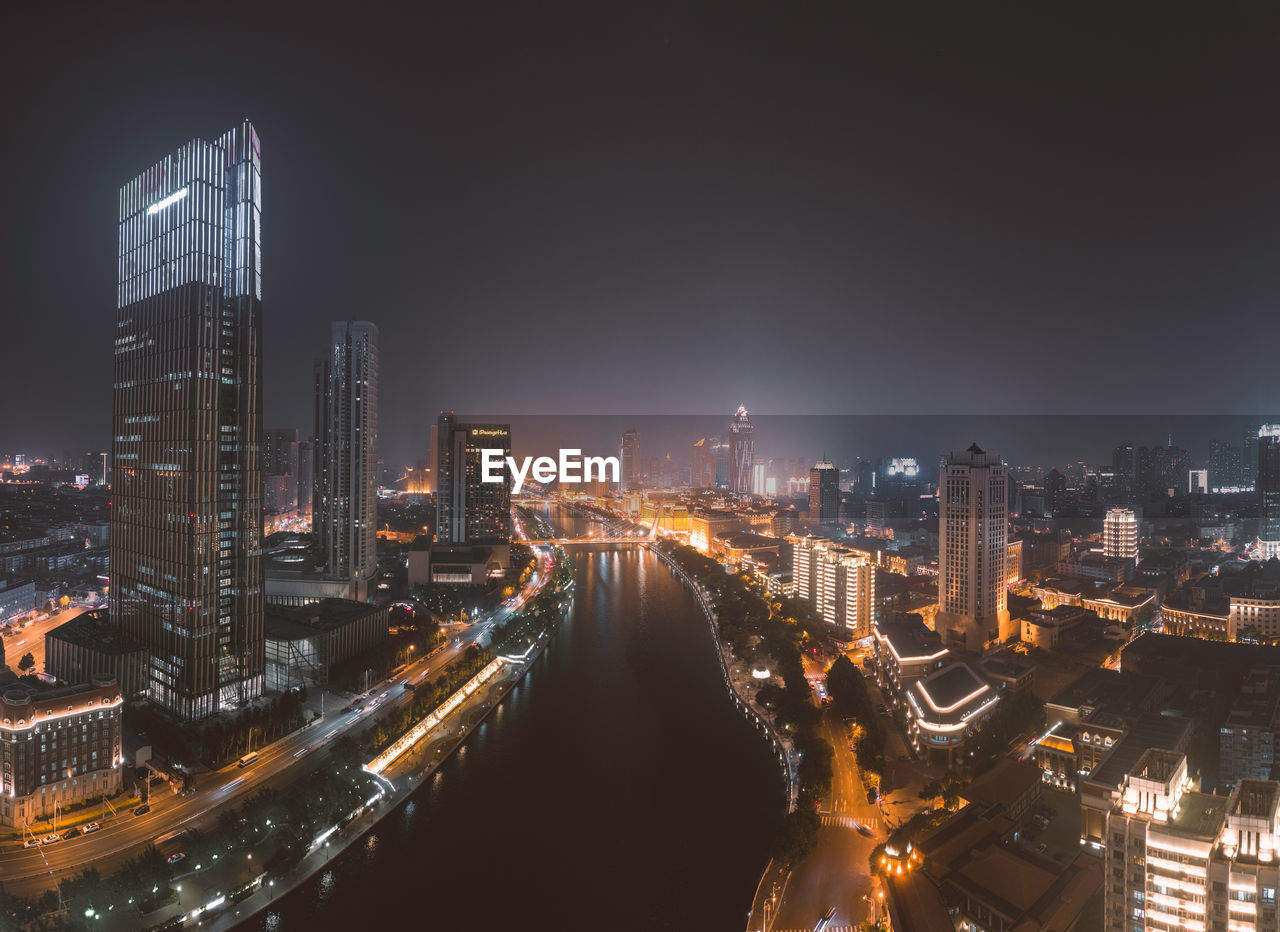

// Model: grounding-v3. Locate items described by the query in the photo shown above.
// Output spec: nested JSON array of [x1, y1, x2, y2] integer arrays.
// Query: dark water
[[252, 504, 784, 931]]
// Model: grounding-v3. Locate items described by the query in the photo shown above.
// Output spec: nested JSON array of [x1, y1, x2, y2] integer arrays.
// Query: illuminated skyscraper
[[809, 460, 840, 526], [728, 405, 754, 494], [110, 121, 264, 720], [1258, 425, 1280, 560], [437, 413, 511, 545], [314, 322, 379, 595], [936, 444, 1013, 652], [263, 427, 299, 516], [620, 428, 640, 492], [1103, 507, 1138, 561]]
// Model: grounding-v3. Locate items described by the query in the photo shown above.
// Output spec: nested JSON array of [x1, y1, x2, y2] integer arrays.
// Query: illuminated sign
[[470, 428, 509, 438], [146, 187, 189, 216]]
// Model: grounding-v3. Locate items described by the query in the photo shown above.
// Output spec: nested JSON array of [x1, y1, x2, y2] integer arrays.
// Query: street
[[2, 603, 95, 675]]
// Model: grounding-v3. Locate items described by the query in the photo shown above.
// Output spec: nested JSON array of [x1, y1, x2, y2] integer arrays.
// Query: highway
[[0, 546, 555, 896]]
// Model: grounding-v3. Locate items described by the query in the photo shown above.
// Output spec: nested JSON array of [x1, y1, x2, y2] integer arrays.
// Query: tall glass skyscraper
[[111, 121, 265, 720], [314, 321, 380, 596], [436, 413, 511, 545]]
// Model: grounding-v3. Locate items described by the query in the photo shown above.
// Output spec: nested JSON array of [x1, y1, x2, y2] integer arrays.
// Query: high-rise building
[[790, 536, 875, 636], [1209, 439, 1243, 491], [296, 438, 314, 522], [620, 427, 640, 492], [263, 428, 299, 516], [1111, 443, 1135, 480], [1258, 425, 1280, 560], [110, 121, 265, 720], [86, 451, 109, 487], [1245, 422, 1262, 488], [1092, 748, 1280, 932], [436, 413, 511, 545], [936, 444, 1013, 652], [1103, 507, 1138, 562], [313, 322, 379, 595], [691, 437, 715, 489], [728, 405, 754, 494], [713, 437, 730, 489], [809, 460, 840, 526]]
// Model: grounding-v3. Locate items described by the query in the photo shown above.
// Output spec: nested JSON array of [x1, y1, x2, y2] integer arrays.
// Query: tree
[[773, 808, 821, 868], [18, 653, 35, 672]]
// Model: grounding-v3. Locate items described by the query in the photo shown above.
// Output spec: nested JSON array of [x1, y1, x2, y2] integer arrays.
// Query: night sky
[[4, 3, 1279, 466]]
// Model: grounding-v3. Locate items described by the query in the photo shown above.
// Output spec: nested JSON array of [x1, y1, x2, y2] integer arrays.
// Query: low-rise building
[[1220, 664, 1280, 787], [0, 675, 124, 827], [906, 661, 1000, 766], [872, 614, 949, 705], [264, 599, 390, 691], [44, 610, 148, 698], [0, 577, 35, 623]]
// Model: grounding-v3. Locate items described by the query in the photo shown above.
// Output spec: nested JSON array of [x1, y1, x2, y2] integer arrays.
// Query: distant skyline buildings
[[809, 460, 839, 526], [109, 121, 265, 721], [728, 405, 754, 494], [313, 321, 380, 596], [620, 427, 640, 493], [264, 427, 299, 516]]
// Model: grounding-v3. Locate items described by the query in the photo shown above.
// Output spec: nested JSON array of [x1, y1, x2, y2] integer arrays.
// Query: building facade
[[1104, 507, 1139, 561], [620, 428, 640, 492], [936, 444, 1013, 652], [436, 414, 512, 546], [110, 122, 265, 720], [0, 677, 124, 828], [1259, 425, 1280, 561], [263, 427, 299, 516], [809, 460, 840, 526], [313, 321, 379, 597], [728, 405, 754, 494]]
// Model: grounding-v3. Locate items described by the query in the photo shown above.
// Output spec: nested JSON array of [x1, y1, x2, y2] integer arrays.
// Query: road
[[0, 546, 555, 895], [2, 603, 95, 674], [764, 709, 885, 931]]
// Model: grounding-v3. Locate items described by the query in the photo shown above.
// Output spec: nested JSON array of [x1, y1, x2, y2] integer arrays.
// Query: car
[[855, 822, 873, 837], [167, 852, 186, 865], [42, 833, 61, 844], [82, 822, 100, 834], [133, 804, 151, 816], [63, 827, 81, 839], [181, 786, 196, 797], [23, 837, 41, 848]]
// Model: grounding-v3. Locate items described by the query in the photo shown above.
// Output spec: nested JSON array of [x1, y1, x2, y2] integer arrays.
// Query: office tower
[[1111, 443, 1135, 479], [314, 322, 379, 595], [86, 451, 109, 487], [296, 438, 314, 521], [728, 405, 754, 494], [263, 428, 299, 516], [1103, 507, 1138, 561], [1209, 439, 1243, 491], [1259, 425, 1280, 560], [405, 458, 432, 494], [691, 437, 715, 489], [936, 444, 1012, 652], [713, 437, 730, 489], [111, 121, 264, 720], [436, 413, 511, 544], [1245, 422, 1262, 488], [809, 460, 840, 526], [620, 427, 640, 492]]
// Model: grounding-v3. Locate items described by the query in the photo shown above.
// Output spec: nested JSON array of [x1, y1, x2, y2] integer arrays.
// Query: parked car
[[23, 837, 40, 848], [63, 827, 81, 839], [82, 822, 100, 834], [167, 852, 185, 865], [133, 804, 151, 816], [42, 833, 61, 844]]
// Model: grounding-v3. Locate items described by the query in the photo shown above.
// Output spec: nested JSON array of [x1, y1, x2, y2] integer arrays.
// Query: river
[[249, 503, 784, 931]]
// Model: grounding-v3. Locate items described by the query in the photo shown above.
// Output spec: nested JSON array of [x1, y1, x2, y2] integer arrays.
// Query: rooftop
[[45, 609, 144, 656]]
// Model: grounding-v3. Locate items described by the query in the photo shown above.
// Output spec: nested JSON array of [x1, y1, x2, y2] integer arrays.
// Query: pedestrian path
[[773, 925, 855, 932]]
